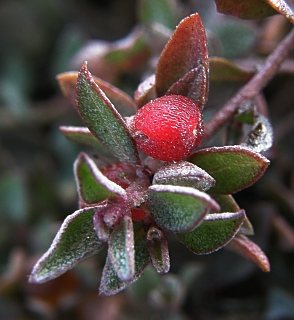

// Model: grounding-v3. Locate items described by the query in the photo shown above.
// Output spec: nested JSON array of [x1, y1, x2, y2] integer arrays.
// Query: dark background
[[1, 0, 294, 319]]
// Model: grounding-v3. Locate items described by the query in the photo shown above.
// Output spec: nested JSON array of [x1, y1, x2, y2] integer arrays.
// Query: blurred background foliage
[[0, 0, 294, 319]]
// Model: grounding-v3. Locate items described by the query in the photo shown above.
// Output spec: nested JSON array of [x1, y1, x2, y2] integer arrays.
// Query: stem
[[202, 27, 294, 144]]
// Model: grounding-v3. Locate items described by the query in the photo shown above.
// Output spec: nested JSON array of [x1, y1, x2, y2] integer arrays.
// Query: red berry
[[130, 94, 203, 161]]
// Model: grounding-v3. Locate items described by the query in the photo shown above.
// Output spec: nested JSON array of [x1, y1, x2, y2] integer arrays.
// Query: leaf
[[241, 114, 274, 153], [99, 222, 150, 296], [209, 57, 254, 82], [177, 211, 245, 254], [152, 161, 215, 192], [265, 0, 294, 24], [57, 72, 137, 116], [76, 62, 139, 164], [210, 194, 240, 212], [147, 185, 220, 233], [226, 234, 270, 272], [214, 0, 277, 20], [60, 126, 115, 158], [166, 65, 209, 107], [108, 215, 135, 282], [29, 206, 105, 283], [147, 226, 170, 274], [207, 58, 254, 110], [211, 194, 254, 235], [188, 146, 270, 194], [74, 152, 126, 205], [155, 13, 209, 99]]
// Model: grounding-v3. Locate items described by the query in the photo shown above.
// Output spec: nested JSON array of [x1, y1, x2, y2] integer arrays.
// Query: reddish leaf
[[155, 13, 209, 99], [57, 71, 137, 116], [214, 0, 276, 20], [226, 234, 270, 272], [166, 65, 209, 107]]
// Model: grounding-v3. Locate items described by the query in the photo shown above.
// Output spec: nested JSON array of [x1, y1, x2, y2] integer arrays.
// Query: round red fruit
[[130, 94, 203, 161]]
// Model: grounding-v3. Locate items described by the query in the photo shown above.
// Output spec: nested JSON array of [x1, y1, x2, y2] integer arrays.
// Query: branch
[[202, 27, 294, 144]]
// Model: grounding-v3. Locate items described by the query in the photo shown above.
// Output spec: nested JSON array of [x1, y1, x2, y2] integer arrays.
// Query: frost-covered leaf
[[57, 71, 137, 116], [211, 194, 254, 235], [241, 115, 274, 153], [99, 222, 150, 296], [226, 234, 270, 272], [189, 146, 270, 194], [166, 65, 209, 107], [147, 226, 170, 274], [147, 185, 220, 233], [156, 13, 209, 100], [214, 0, 276, 20], [177, 211, 245, 254], [108, 215, 134, 282], [74, 152, 126, 205], [153, 161, 215, 192], [29, 206, 105, 283], [60, 126, 114, 158], [76, 62, 139, 164]]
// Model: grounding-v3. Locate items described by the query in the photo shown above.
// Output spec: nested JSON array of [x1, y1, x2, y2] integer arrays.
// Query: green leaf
[[147, 226, 170, 274], [188, 146, 270, 194], [214, 0, 276, 20], [108, 215, 135, 281], [29, 206, 105, 283], [57, 71, 138, 116], [76, 62, 139, 164], [210, 194, 254, 235], [210, 194, 240, 212], [60, 126, 115, 159], [153, 161, 215, 192], [177, 211, 245, 254], [99, 222, 150, 296], [74, 152, 126, 205], [156, 13, 209, 99], [209, 57, 254, 82], [147, 185, 220, 233]]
